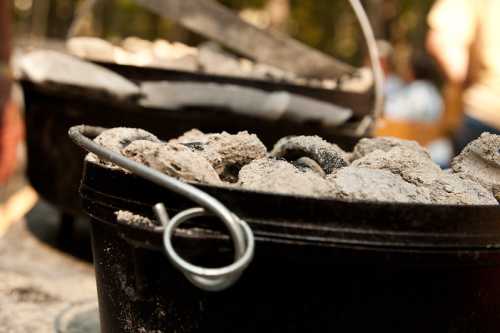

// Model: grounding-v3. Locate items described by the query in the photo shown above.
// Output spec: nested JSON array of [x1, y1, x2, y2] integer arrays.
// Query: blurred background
[[1, 1, 499, 330], [0, 0, 497, 254], [11, 0, 434, 68]]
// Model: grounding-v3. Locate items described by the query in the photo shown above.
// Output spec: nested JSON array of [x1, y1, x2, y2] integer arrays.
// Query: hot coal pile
[[88, 128, 499, 206], [67, 36, 361, 89]]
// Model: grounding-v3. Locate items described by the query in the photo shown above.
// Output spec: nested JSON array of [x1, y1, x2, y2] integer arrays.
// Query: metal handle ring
[[159, 206, 254, 292], [69, 125, 255, 292]]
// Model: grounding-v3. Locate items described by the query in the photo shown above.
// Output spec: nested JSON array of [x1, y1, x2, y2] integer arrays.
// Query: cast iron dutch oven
[[21, 60, 370, 218], [71, 125, 500, 333], [22, 0, 383, 223]]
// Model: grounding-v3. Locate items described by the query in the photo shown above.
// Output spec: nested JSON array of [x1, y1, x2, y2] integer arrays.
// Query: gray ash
[[352, 137, 428, 161], [90, 128, 499, 206], [123, 140, 222, 185], [327, 167, 431, 203], [237, 158, 334, 197], [182, 142, 206, 151], [451, 132, 500, 194], [116, 211, 158, 229]]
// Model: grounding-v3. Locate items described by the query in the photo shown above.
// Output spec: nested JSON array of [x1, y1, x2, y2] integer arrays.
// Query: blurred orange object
[[374, 117, 444, 147], [441, 82, 464, 135], [0, 99, 24, 185], [0, 0, 20, 186], [375, 82, 464, 147]]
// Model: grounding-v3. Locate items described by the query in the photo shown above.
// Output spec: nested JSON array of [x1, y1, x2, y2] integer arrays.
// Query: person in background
[[385, 50, 443, 124], [427, 0, 500, 153], [383, 50, 452, 167], [376, 40, 404, 98]]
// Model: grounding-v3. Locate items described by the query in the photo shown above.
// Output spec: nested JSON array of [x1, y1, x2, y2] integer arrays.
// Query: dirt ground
[[0, 219, 96, 333]]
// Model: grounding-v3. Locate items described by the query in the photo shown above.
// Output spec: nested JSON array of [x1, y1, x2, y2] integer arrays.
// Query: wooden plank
[[135, 0, 355, 79]]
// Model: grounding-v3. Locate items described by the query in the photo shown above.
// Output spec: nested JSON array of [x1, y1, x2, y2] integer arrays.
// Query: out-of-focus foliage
[[12, 0, 437, 67], [219, 0, 266, 9]]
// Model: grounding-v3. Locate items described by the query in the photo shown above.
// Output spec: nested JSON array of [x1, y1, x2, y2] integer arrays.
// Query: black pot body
[[81, 163, 500, 333], [90, 218, 500, 333], [22, 74, 362, 216]]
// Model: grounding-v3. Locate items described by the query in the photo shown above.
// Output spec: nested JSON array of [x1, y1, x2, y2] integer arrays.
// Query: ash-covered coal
[[352, 146, 442, 186], [88, 128, 499, 205], [169, 129, 207, 144], [352, 137, 428, 161], [451, 133, 500, 196], [65, 36, 343, 90], [292, 157, 327, 176], [86, 127, 160, 167], [327, 167, 432, 203], [427, 173, 497, 205], [270, 136, 349, 174], [171, 130, 267, 182], [238, 158, 334, 197], [123, 140, 222, 185], [93, 127, 160, 152], [351, 143, 498, 205]]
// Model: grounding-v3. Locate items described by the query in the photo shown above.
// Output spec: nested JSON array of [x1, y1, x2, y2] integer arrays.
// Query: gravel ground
[[0, 219, 96, 333]]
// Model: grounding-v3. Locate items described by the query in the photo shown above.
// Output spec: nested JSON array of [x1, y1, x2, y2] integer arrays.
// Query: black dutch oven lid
[[80, 161, 500, 253], [93, 61, 373, 119]]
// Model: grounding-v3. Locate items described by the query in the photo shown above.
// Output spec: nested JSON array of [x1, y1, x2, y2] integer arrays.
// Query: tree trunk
[[0, 0, 11, 64], [363, 0, 384, 39], [0, 0, 11, 107], [31, 0, 51, 39], [68, 0, 99, 38]]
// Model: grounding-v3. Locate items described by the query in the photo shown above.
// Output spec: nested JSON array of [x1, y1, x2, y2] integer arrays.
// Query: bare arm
[[426, 30, 469, 84], [426, 0, 476, 84]]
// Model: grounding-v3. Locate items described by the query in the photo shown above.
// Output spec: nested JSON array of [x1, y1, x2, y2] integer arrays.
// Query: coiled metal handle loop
[[155, 205, 254, 291], [69, 125, 255, 291]]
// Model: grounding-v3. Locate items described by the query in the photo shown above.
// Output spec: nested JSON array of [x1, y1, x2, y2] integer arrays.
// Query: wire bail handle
[[69, 125, 255, 292], [346, 0, 385, 135]]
